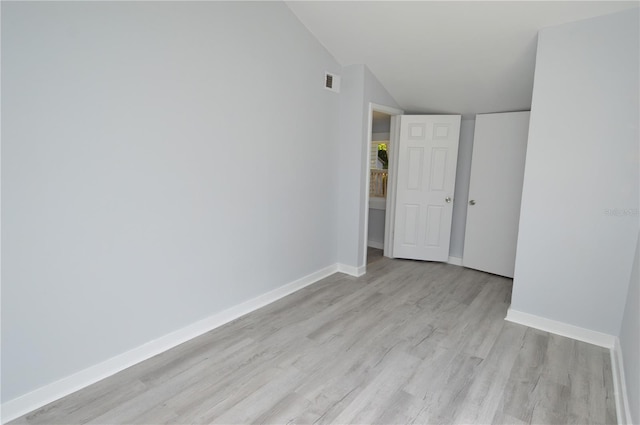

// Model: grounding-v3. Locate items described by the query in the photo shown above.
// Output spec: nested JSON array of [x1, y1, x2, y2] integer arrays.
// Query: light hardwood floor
[[367, 247, 384, 265], [11, 257, 616, 424]]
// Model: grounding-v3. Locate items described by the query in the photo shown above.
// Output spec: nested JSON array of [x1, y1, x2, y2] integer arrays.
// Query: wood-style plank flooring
[[367, 247, 384, 265], [11, 257, 616, 424]]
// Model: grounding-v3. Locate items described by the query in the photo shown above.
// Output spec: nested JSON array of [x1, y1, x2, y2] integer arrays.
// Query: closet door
[[463, 111, 530, 277]]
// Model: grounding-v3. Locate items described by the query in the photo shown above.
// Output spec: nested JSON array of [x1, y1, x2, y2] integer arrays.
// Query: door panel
[[403, 205, 419, 245], [392, 115, 461, 261], [407, 148, 424, 189], [463, 111, 530, 277], [430, 148, 447, 190], [425, 206, 443, 246]]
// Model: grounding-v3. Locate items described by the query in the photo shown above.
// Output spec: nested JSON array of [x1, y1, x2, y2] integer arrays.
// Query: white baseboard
[[337, 263, 366, 277], [447, 256, 463, 266], [505, 308, 615, 348], [611, 337, 633, 425], [367, 240, 384, 250], [0, 263, 340, 424]]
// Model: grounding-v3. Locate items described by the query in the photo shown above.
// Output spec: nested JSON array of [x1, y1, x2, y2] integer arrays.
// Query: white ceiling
[[286, 1, 639, 118]]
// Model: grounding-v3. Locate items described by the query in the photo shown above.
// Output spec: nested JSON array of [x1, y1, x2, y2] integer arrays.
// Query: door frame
[[361, 103, 403, 269], [384, 114, 402, 259]]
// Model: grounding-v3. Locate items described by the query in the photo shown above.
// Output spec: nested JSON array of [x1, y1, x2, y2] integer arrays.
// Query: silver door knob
[[445, 197, 452, 203], [469, 200, 476, 205]]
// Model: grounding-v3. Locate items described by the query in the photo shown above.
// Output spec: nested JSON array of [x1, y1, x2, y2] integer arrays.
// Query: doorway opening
[[361, 103, 403, 269], [367, 111, 391, 264]]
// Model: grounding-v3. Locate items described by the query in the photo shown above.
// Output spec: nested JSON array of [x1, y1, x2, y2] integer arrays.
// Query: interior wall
[[1, 1, 341, 403], [367, 209, 385, 248], [511, 9, 639, 334], [449, 119, 475, 259], [372, 115, 391, 133], [372, 132, 390, 142], [619, 231, 639, 424], [336, 65, 366, 268], [336, 64, 400, 268]]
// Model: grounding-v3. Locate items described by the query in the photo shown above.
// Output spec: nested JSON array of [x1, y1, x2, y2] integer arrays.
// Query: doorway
[[362, 103, 403, 268], [367, 111, 391, 264]]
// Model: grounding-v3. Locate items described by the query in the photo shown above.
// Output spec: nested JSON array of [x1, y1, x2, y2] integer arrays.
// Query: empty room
[[1, 1, 638, 424]]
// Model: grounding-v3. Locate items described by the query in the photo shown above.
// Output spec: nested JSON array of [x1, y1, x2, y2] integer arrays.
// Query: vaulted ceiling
[[286, 1, 639, 118]]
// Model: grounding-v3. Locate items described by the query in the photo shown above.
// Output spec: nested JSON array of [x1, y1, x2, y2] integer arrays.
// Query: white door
[[463, 111, 530, 278], [392, 115, 461, 261]]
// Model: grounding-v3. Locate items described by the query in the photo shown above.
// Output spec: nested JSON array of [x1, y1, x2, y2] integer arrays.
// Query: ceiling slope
[[286, 1, 639, 117]]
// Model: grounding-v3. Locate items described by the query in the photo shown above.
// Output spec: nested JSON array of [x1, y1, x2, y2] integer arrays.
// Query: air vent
[[324, 72, 340, 93]]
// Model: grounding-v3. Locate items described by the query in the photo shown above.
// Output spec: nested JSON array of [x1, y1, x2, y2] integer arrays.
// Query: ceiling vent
[[324, 72, 340, 93]]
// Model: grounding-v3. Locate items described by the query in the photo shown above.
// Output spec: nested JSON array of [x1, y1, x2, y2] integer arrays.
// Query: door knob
[[445, 197, 452, 203], [469, 200, 476, 205]]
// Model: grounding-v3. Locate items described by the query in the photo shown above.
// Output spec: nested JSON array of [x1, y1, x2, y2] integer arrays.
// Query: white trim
[[384, 115, 402, 259], [363, 102, 403, 270], [0, 264, 340, 424], [337, 263, 366, 277], [505, 308, 615, 348], [367, 240, 384, 250], [611, 337, 633, 425], [447, 256, 463, 266]]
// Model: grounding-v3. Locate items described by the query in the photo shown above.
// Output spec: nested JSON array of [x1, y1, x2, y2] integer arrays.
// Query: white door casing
[[463, 111, 530, 278], [383, 115, 401, 258], [392, 115, 461, 262]]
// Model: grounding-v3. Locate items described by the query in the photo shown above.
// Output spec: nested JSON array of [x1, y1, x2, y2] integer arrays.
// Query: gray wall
[[367, 209, 385, 247], [511, 9, 639, 334], [372, 115, 391, 133], [337, 65, 400, 268], [1, 2, 341, 403], [619, 232, 639, 424], [449, 119, 475, 259]]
